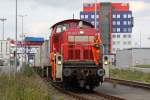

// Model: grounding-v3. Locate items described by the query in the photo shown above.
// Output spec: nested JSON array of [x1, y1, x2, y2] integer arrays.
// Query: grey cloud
[[24, 0, 82, 10]]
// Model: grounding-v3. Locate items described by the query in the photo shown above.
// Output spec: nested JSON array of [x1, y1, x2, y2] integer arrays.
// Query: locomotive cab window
[[56, 25, 63, 33], [62, 24, 69, 31]]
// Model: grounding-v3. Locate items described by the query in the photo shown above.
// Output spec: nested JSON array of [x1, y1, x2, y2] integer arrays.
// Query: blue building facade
[[112, 11, 133, 33], [80, 11, 133, 33]]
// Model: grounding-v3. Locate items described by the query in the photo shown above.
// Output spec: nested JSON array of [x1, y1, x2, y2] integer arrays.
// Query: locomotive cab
[[50, 19, 105, 90]]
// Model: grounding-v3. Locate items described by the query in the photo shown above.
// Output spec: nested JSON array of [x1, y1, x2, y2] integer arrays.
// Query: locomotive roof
[[50, 19, 94, 28]]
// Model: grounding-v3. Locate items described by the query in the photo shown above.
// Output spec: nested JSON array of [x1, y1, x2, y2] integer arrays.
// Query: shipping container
[[34, 40, 50, 67]]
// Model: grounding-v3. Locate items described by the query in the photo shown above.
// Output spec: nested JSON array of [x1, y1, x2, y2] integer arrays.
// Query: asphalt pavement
[[95, 82, 150, 100]]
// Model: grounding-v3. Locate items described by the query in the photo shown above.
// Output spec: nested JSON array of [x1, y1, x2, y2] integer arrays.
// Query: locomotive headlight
[[10, 54, 13, 57], [57, 56, 62, 65], [103, 56, 109, 65], [58, 61, 62, 65], [104, 61, 108, 65], [80, 31, 84, 34]]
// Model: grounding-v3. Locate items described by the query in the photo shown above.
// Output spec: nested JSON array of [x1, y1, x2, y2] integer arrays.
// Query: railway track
[[105, 78, 150, 90], [33, 68, 126, 100], [43, 78, 125, 100]]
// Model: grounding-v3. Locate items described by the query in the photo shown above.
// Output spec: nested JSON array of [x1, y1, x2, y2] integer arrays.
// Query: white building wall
[[116, 48, 150, 67], [132, 49, 150, 65], [0, 40, 11, 60], [112, 33, 132, 53], [116, 49, 132, 67]]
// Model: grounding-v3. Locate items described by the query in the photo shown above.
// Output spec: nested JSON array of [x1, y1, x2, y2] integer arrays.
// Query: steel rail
[[93, 91, 126, 100], [105, 78, 150, 90]]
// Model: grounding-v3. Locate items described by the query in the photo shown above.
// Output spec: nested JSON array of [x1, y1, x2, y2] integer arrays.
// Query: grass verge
[[110, 68, 150, 83], [0, 65, 51, 100]]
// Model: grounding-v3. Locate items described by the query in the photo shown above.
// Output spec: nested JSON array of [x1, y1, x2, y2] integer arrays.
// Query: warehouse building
[[80, 2, 133, 54], [116, 48, 150, 67]]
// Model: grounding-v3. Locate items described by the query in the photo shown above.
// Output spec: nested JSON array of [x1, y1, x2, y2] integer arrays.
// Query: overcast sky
[[0, 0, 150, 47]]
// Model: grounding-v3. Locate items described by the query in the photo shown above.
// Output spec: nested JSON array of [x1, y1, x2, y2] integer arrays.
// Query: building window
[[1, 42, 2, 53], [123, 41, 127, 45], [128, 21, 131, 25], [113, 41, 116, 45], [117, 21, 120, 25], [123, 34, 127, 38], [85, 15, 88, 19], [113, 28, 116, 32], [81, 15, 84, 19], [91, 21, 94, 25], [128, 34, 131, 38], [96, 22, 99, 25], [128, 28, 132, 32], [128, 14, 132, 18], [123, 21, 127, 25], [112, 34, 116, 38], [96, 15, 99, 18], [123, 14, 127, 18], [113, 48, 116, 52], [128, 41, 131, 45], [117, 48, 120, 50], [123, 28, 127, 32], [91, 15, 95, 19], [112, 21, 116, 25], [117, 28, 120, 32], [117, 14, 120, 18], [112, 14, 116, 18], [6, 42, 7, 53], [117, 34, 120, 38], [117, 41, 120, 45]]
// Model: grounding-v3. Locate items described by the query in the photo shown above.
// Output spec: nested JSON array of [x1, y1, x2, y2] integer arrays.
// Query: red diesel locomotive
[[50, 19, 105, 90]]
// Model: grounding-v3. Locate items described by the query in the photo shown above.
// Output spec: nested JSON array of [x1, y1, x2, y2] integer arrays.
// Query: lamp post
[[0, 18, 7, 40], [18, 14, 27, 65], [14, 0, 18, 79]]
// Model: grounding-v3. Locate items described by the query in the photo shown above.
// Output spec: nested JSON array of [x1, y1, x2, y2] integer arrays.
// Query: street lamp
[[0, 18, 7, 40], [18, 14, 27, 64], [18, 15, 27, 38], [14, 0, 18, 79]]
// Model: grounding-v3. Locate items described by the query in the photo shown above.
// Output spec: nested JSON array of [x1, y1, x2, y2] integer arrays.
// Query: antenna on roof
[[73, 13, 75, 19]]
